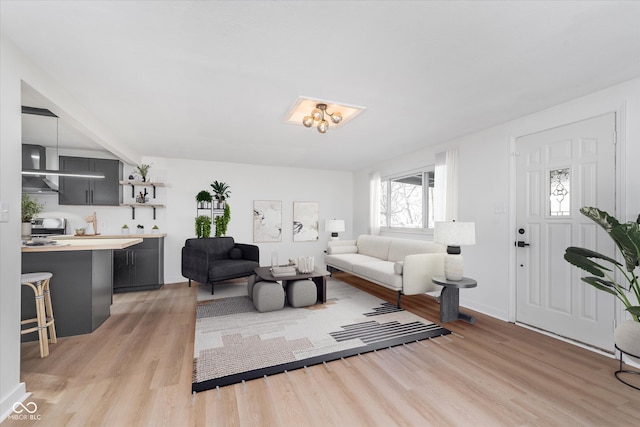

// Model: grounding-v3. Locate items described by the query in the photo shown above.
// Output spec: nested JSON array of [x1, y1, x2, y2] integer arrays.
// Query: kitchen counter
[[21, 237, 142, 340], [22, 237, 143, 253], [55, 233, 166, 239]]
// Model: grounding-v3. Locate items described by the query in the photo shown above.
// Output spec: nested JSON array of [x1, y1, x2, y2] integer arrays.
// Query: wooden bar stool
[[21, 272, 57, 357]]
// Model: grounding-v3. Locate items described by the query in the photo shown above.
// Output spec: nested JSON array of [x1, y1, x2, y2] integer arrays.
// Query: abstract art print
[[293, 201, 318, 242], [253, 200, 282, 242]]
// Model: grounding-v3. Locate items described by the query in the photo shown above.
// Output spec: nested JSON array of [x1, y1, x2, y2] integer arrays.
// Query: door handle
[[516, 241, 530, 247]]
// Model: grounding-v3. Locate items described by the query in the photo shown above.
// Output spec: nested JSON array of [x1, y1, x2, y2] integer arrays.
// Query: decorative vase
[[142, 176, 146, 182], [614, 320, 640, 363], [21, 222, 32, 240], [121, 228, 129, 235]]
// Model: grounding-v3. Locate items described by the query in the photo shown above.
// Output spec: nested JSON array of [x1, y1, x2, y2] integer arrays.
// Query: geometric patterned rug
[[192, 279, 450, 392]]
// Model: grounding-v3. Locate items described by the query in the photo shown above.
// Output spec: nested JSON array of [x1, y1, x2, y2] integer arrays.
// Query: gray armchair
[[181, 237, 259, 294]]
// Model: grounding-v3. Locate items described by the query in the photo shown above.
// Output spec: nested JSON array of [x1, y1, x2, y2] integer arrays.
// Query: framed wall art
[[253, 200, 282, 242], [293, 201, 319, 242]]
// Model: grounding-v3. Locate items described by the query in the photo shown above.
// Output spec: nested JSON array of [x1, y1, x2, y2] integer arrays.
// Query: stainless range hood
[[22, 144, 59, 193]]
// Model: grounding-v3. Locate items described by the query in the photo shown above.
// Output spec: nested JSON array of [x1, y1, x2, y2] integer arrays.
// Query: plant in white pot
[[564, 207, 640, 389], [21, 194, 45, 239]]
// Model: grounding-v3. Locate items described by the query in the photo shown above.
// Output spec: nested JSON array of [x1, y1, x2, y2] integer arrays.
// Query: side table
[[432, 276, 477, 324]]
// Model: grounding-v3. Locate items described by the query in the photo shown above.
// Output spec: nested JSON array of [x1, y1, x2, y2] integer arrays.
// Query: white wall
[[0, 35, 29, 421], [354, 77, 640, 322], [152, 156, 353, 284]]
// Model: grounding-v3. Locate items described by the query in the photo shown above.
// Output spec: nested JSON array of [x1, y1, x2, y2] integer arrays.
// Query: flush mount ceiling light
[[285, 97, 365, 134]]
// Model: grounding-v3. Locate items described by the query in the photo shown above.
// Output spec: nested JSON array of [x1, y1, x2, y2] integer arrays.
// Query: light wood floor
[[6, 273, 640, 426]]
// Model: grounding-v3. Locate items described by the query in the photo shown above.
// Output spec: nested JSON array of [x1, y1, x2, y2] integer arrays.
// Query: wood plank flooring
[[6, 272, 640, 426]]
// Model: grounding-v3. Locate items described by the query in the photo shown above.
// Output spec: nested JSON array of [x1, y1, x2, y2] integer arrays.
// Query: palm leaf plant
[[210, 180, 231, 201], [564, 207, 640, 321]]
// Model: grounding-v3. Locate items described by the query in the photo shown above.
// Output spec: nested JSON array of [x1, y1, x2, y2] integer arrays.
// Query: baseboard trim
[[0, 382, 29, 423]]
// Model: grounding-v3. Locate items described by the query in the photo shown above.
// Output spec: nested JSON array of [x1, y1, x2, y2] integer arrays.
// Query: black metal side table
[[432, 276, 477, 324]]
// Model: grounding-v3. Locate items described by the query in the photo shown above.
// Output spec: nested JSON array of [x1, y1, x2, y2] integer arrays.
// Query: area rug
[[192, 279, 450, 392]]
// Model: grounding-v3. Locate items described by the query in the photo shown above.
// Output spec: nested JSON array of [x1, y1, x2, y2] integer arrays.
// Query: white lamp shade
[[325, 219, 345, 233], [434, 222, 476, 246]]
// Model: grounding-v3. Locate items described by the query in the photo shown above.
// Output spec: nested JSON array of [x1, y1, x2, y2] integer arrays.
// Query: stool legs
[[21, 276, 57, 357], [43, 281, 57, 344]]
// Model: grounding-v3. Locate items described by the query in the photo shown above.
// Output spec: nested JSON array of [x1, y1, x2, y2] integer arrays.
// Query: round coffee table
[[432, 276, 477, 324]]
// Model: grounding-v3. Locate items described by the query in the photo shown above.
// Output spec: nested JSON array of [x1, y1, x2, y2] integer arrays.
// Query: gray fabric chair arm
[[235, 243, 259, 262], [181, 246, 209, 284]]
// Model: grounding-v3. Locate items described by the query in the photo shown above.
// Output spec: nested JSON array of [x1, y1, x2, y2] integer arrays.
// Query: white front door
[[515, 113, 616, 351]]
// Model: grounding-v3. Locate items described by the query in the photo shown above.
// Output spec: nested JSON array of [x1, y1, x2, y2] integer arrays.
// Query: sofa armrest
[[402, 253, 445, 295], [235, 243, 259, 262], [181, 246, 209, 284]]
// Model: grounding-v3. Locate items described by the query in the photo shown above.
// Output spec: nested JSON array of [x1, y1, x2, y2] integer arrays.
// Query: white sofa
[[325, 235, 446, 307]]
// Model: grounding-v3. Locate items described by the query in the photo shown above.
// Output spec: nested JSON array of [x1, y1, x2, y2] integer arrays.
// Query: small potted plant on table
[[21, 194, 45, 239], [121, 224, 129, 235]]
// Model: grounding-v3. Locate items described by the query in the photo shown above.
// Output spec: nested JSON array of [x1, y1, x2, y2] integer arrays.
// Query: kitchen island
[[21, 238, 142, 339]]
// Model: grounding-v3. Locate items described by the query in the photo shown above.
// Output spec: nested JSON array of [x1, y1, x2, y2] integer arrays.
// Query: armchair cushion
[[229, 247, 242, 259]]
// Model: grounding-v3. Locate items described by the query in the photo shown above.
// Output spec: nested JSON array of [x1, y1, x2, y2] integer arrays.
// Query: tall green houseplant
[[564, 207, 640, 322], [195, 215, 212, 238], [215, 204, 231, 237]]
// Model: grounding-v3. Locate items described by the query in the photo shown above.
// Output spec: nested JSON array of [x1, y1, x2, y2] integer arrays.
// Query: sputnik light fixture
[[302, 103, 342, 134], [284, 97, 366, 133]]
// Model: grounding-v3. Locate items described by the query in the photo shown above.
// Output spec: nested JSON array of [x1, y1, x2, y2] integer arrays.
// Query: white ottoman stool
[[252, 281, 285, 313], [287, 279, 317, 308]]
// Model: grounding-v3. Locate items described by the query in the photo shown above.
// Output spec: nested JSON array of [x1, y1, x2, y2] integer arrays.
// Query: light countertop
[[21, 238, 143, 253], [55, 233, 167, 239]]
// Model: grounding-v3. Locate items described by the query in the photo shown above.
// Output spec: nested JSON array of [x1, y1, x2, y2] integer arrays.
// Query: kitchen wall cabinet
[[58, 156, 122, 205], [113, 237, 164, 293]]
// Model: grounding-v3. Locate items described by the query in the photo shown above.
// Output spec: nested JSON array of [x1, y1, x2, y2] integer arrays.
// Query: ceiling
[[3, 1, 640, 171]]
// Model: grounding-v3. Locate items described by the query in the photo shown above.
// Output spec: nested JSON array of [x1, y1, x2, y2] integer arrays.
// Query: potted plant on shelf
[[121, 224, 129, 235], [564, 207, 640, 385], [214, 204, 231, 237], [136, 163, 152, 182], [21, 194, 45, 239], [152, 225, 160, 234], [210, 180, 231, 209], [196, 190, 213, 209], [195, 215, 211, 238]]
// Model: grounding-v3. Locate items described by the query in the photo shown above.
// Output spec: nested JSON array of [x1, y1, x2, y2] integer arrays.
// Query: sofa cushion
[[356, 235, 392, 260], [229, 247, 242, 259], [209, 259, 258, 281], [326, 245, 358, 255], [185, 237, 236, 260], [387, 239, 445, 262], [352, 261, 403, 290], [325, 253, 381, 272]]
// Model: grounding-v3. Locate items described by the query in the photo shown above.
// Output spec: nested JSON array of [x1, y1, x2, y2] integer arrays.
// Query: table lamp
[[434, 221, 476, 281], [325, 219, 345, 240]]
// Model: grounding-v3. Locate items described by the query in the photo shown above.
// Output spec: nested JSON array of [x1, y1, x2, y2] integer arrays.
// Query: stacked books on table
[[270, 266, 297, 278]]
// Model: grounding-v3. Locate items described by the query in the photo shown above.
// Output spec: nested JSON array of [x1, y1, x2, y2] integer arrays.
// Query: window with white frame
[[380, 168, 435, 230]]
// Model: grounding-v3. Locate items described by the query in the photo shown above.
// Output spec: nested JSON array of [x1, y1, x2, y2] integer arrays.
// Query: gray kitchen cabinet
[[58, 156, 122, 205], [113, 237, 164, 292]]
